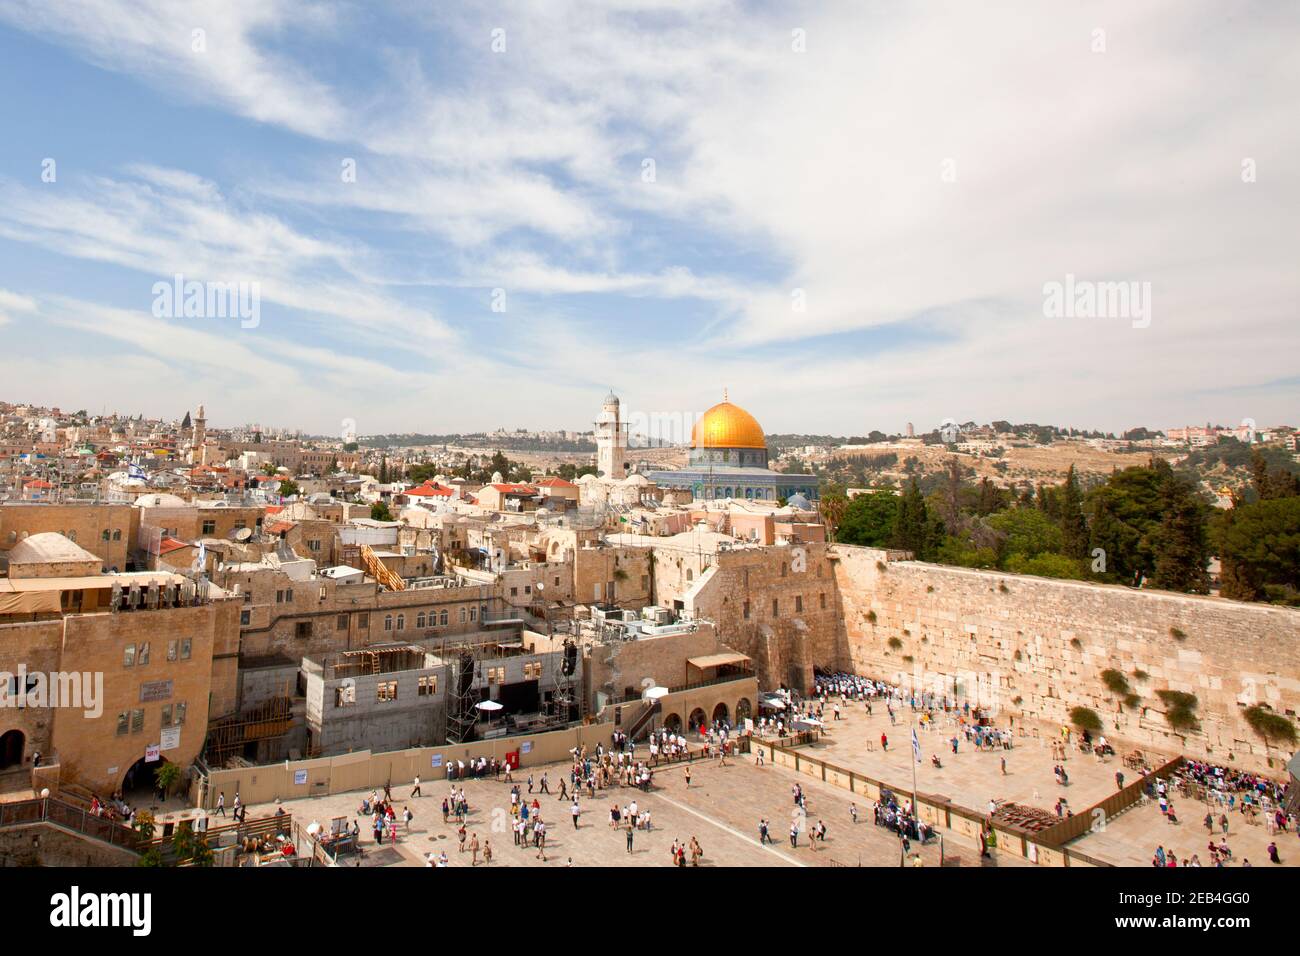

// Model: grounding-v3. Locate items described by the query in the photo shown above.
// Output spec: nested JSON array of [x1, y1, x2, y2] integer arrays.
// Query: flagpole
[[911, 724, 920, 851]]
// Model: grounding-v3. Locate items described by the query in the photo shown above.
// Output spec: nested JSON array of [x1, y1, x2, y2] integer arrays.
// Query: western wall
[[830, 545, 1300, 774]]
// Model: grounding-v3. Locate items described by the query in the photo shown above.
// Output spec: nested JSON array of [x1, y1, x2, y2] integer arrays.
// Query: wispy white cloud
[[1, 0, 1297, 434]]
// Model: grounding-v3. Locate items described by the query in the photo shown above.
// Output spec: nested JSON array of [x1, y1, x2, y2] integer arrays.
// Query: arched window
[[384, 614, 393, 631], [102, 529, 111, 541], [417, 612, 426, 629], [113, 530, 122, 541], [396, 614, 405, 631], [440, 610, 448, 626], [686, 568, 694, 582]]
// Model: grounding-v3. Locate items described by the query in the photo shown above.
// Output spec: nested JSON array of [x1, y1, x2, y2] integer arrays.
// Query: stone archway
[[0, 729, 24, 770], [688, 708, 707, 732], [736, 697, 752, 722], [663, 712, 682, 733], [712, 701, 730, 725], [122, 755, 169, 801]]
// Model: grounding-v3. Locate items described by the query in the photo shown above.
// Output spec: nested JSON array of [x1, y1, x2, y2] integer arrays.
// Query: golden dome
[[691, 401, 767, 450]]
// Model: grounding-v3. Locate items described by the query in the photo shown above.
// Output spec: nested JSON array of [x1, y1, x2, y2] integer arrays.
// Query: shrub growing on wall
[[1243, 705, 1297, 747], [1070, 706, 1103, 733], [1100, 669, 1131, 696], [1156, 689, 1200, 732]]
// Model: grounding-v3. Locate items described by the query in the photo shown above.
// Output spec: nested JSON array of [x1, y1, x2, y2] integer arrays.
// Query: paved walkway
[[245, 748, 1005, 867], [788, 703, 1131, 819], [1069, 794, 1300, 867]]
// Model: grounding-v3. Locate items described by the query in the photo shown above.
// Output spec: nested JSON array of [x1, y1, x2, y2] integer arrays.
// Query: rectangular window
[[418, 675, 437, 696], [131, 708, 144, 734], [138, 642, 150, 665], [359, 613, 369, 629], [307, 539, 321, 552], [240, 609, 251, 626], [795, 595, 803, 613], [116, 711, 129, 736], [123, 644, 136, 668], [180, 638, 192, 661], [202, 520, 216, 535], [743, 600, 751, 620], [337, 614, 349, 630], [772, 598, 780, 617], [175, 701, 187, 725], [487, 666, 505, 685], [295, 621, 313, 639], [275, 589, 284, 603], [524, 662, 542, 680], [820, 593, 826, 610], [161, 704, 172, 727], [469, 607, 477, 622], [510, 587, 518, 597], [167, 640, 178, 662], [377, 680, 398, 702]]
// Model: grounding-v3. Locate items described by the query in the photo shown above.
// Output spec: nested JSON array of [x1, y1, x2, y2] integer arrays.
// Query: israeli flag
[[128, 462, 147, 479], [912, 727, 921, 764]]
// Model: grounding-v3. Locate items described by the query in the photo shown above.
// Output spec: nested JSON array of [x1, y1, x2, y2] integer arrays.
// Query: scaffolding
[[204, 695, 294, 767], [444, 648, 478, 745]]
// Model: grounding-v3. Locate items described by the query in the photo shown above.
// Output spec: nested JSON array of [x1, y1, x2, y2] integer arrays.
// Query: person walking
[[626, 822, 635, 854], [411, 775, 421, 798]]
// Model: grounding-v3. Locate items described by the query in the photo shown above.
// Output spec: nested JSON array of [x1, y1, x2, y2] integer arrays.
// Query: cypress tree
[[1150, 470, 1210, 593], [1060, 465, 1089, 560]]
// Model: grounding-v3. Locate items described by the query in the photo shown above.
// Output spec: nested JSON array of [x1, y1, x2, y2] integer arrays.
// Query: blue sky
[[0, 0, 1296, 439]]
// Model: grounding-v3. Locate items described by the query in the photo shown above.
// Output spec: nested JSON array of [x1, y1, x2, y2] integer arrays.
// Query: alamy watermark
[[152, 273, 260, 329], [1042, 273, 1151, 329], [1, 668, 103, 718]]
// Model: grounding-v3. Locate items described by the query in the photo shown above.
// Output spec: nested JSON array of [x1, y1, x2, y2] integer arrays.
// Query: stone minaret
[[595, 391, 627, 479], [192, 403, 207, 447]]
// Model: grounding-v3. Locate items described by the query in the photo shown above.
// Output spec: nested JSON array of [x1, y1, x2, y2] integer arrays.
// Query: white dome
[[134, 492, 187, 508], [490, 471, 504, 484]]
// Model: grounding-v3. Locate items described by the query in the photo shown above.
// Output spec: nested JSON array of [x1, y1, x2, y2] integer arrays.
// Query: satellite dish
[[234, 527, 253, 542], [536, 582, 545, 592]]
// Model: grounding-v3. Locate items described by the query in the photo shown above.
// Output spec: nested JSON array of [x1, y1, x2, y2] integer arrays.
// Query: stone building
[[0, 533, 239, 794]]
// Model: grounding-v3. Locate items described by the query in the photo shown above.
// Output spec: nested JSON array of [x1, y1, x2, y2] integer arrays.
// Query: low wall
[[198, 722, 614, 809], [754, 736, 1116, 867]]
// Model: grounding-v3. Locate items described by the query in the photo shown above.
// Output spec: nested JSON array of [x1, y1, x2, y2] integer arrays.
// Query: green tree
[[1059, 465, 1090, 560], [818, 482, 849, 541], [1149, 470, 1211, 593], [277, 479, 300, 499], [890, 479, 942, 560], [370, 501, 394, 522], [836, 490, 899, 547], [1214, 496, 1300, 604], [988, 507, 1063, 563], [1004, 552, 1086, 579]]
